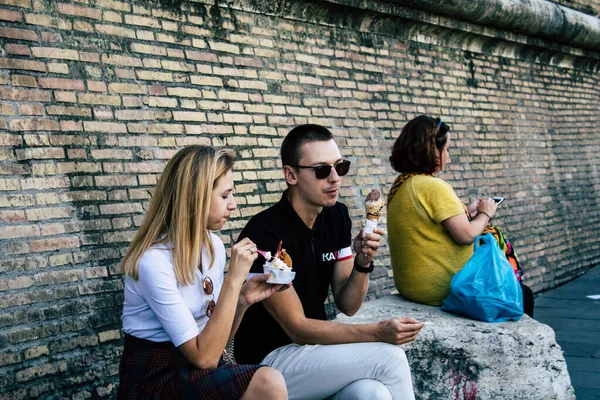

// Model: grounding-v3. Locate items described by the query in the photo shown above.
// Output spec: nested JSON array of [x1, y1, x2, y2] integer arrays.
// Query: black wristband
[[354, 256, 374, 273], [479, 211, 492, 222]]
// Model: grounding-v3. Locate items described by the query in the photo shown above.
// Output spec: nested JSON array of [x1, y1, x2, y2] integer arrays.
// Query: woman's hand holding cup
[[229, 238, 258, 284]]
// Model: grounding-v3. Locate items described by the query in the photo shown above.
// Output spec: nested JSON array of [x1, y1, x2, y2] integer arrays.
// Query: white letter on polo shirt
[[322, 252, 336, 261]]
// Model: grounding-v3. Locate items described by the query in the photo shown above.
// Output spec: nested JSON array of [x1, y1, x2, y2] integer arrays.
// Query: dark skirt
[[118, 334, 263, 400]]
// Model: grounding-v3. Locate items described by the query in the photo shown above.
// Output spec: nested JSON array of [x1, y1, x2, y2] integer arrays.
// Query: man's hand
[[376, 317, 424, 345], [239, 273, 291, 309], [353, 227, 386, 267]]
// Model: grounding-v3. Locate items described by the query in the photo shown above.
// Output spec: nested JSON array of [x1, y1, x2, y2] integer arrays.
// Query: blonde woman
[[118, 146, 288, 399]]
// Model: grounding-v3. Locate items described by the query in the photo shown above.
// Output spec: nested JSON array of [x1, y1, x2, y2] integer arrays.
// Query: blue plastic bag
[[441, 233, 523, 322]]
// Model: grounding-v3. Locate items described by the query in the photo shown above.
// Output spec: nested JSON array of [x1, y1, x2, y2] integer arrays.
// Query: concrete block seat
[[336, 295, 575, 399]]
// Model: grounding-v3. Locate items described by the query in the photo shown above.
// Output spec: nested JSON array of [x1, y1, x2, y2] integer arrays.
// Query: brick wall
[[1, 0, 599, 397]]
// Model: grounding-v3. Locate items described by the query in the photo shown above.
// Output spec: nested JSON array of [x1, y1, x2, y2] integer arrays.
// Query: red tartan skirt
[[118, 334, 262, 400]]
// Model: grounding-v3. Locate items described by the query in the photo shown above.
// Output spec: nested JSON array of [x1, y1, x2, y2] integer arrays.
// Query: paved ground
[[535, 265, 600, 400]]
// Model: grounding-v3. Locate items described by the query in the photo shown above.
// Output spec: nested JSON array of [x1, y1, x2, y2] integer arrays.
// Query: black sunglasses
[[291, 160, 351, 180]]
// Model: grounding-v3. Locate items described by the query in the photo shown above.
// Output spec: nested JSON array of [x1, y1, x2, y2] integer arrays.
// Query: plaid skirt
[[118, 334, 263, 400]]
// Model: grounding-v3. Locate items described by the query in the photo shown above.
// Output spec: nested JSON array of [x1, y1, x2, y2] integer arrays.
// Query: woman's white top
[[121, 233, 225, 347]]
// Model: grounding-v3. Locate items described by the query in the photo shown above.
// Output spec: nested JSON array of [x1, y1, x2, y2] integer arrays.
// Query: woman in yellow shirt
[[387, 115, 533, 317]]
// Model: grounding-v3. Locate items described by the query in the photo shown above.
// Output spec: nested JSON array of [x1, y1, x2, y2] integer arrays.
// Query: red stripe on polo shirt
[[337, 246, 353, 261]]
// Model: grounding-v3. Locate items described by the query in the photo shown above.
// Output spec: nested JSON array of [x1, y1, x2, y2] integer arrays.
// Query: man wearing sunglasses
[[234, 124, 424, 399]]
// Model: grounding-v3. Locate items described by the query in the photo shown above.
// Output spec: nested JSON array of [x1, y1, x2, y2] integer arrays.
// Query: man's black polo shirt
[[234, 190, 352, 364]]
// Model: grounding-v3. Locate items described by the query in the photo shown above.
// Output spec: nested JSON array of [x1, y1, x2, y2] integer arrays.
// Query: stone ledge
[[386, 0, 600, 51], [336, 295, 575, 399], [218, 0, 600, 72]]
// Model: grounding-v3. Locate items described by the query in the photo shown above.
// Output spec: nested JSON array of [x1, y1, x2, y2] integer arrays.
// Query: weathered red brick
[[74, 20, 94, 33], [166, 48, 184, 58], [101, 54, 143, 67], [50, 135, 93, 146], [122, 96, 142, 107], [56, 3, 101, 20], [130, 42, 166, 56], [136, 70, 173, 82], [0, 103, 15, 115], [18, 104, 44, 115], [96, 24, 135, 38], [108, 83, 147, 94], [0, 0, 31, 7], [96, 0, 130, 12], [83, 121, 127, 133], [0, 134, 21, 146], [59, 120, 82, 131], [16, 147, 64, 160], [91, 149, 132, 160], [148, 85, 167, 95], [115, 68, 135, 79], [11, 75, 37, 88], [21, 177, 69, 190], [30, 237, 79, 252], [0, 26, 38, 41], [115, 110, 171, 120], [1, 88, 48, 102], [35, 269, 84, 286], [124, 14, 159, 28], [5, 43, 30, 56], [103, 10, 122, 23], [0, 210, 26, 223], [94, 108, 114, 120], [0, 225, 40, 240], [46, 106, 91, 117], [38, 78, 84, 90], [166, 87, 201, 98], [0, 58, 46, 72], [78, 93, 121, 106], [0, 9, 22, 22], [95, 175, 138, 187], [66, 149, 86, 159], [26, 206, 73, 221], [185, 50, 218, 63], [54, 91, 76, 102], [23, 133, 49, 146], [9, 119, 59, 131], [31, 47, 79, 60], [41, 31, 61, 43], [234, 56, 263, 68], [24, 13, 72, 30], [87, 81, 107, 92]]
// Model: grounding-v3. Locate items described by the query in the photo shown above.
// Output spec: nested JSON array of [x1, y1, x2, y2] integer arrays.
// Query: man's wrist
[[237, 294, 250, 310], [354, 256, 374, 273]]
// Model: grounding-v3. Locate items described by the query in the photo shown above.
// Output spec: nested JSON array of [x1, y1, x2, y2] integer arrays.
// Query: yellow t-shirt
[[388, 175, 473, 306]]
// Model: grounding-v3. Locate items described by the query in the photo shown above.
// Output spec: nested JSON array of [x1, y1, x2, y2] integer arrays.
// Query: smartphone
[[493, 197, 505, 205]]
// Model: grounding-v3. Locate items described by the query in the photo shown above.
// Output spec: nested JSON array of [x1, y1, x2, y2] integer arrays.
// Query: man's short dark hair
[[281, 124, 334, 166], [389, 115, 450, 174]]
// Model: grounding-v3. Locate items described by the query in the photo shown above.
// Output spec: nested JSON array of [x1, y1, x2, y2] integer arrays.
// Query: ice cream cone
[[363, 189, 385, 236]]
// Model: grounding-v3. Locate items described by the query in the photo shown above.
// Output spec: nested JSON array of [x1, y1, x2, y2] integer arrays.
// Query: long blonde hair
[[121, 146, 236, 285]]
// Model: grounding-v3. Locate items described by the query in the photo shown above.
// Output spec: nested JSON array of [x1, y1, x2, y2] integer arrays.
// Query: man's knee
[[379, 343, 409, 367], [244, 366, 287, 399], [333, 379, 392, 400], [370, 381, 393, 400]]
